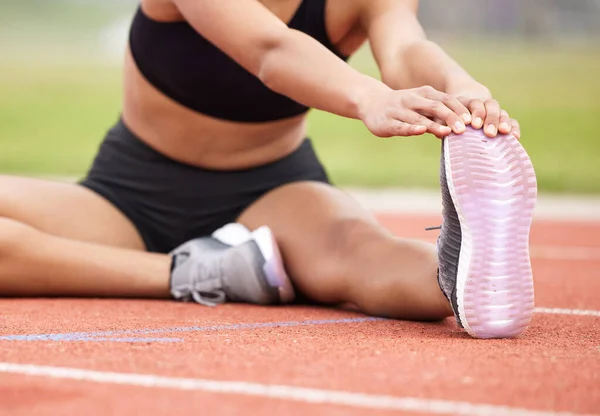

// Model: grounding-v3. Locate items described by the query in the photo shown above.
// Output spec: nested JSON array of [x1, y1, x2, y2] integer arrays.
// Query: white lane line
[[419, 241, 600, 262], [530, 246, 600, 261], [534, 308, 600, 317], [348, 188, 600, 221], [0, 363, 588, 416]]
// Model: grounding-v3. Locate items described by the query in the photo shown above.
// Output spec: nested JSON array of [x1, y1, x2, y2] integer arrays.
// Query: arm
[[173, 0, 381, 119], [171, 0, 468, 138], [363, 0, 520, 138]]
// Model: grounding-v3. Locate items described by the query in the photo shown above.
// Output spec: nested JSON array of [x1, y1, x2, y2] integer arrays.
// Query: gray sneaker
[[170, 225, 295, 306], [437, 127, 537, 339]]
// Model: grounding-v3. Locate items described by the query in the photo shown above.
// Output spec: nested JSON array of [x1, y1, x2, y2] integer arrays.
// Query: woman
[[0, 0, 536, 339]]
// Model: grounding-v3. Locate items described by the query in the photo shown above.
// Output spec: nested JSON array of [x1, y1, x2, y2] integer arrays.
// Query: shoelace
[[425, 225, 441, 231], [172, 260, 226, 307]]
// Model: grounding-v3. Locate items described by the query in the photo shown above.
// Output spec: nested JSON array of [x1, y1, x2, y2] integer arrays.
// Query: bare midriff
[[122, 48, 308, 170]]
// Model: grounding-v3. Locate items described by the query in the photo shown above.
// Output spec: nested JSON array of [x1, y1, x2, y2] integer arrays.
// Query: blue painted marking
[[0, 317, 383, 343], [78, 337, 183, 343]]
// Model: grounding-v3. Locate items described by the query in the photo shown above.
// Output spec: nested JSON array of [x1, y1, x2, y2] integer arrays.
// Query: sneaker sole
[[444, 128, 537, 339], [251, 226, 296, 303]]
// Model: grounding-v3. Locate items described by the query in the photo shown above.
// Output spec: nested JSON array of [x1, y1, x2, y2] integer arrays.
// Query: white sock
[[211, 223, 252, 246]]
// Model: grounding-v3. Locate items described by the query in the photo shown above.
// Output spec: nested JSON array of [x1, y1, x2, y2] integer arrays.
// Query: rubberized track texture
[[0, 213, 599, 415]]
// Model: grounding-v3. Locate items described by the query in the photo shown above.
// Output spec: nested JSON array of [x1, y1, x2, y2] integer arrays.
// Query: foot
[[437, 127, 537, 339], [170, 224, 295, 306]]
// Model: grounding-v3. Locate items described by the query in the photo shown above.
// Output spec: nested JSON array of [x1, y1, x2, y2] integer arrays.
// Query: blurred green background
[[1, 0, 599, 193]]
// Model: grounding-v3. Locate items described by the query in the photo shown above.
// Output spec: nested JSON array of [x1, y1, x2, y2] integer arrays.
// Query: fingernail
[[473, 117, 483, 128], [486, 124, 497, 136], [454, 121, 465, 133], [461, 113, 471, 124], [499, 122, 510, 132]]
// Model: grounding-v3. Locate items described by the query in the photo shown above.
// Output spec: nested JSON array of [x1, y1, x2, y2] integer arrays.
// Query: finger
[[400, 110, 452, 138], [419, 86, 471, 124], [386, 120, 427, 138], [511, 118, 521, 140], [413, 97, 465, 135], [407, 124, 428, 136], [468, 99, 486, 129], [483, 99, 501, 137], [498, 110, 511, 135]]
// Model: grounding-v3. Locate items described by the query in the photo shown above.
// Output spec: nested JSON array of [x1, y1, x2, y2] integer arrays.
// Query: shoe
[[170, 224, 295, 306], [437, 127, 537, 338]]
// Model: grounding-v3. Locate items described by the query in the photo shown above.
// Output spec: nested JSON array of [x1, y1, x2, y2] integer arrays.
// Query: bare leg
[[0, 175, 170, 297], [238, 182, 452, 321], [0, 218, 170, 297]]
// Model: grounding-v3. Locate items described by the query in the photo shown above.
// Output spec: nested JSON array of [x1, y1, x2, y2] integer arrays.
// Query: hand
[[358, 85, 472, 139], [450, 85, 521, 139]]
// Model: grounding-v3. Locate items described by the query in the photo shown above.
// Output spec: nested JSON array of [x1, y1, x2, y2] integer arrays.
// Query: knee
[[0, 217, 35, 258], [328, 216, 389, 256], [289, 217, 384, 299], [316, 217, 390, 280]]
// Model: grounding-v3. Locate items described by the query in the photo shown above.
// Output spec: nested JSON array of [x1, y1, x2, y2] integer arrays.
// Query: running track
[[0, 211, 598, 415]]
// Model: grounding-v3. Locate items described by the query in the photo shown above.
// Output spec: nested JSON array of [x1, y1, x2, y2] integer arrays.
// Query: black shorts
[[80, 119, 330, 253]]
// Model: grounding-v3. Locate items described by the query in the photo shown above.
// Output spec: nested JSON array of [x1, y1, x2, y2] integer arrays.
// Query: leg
[[0, 175, 170, 297], [238, 182, 453, 321]]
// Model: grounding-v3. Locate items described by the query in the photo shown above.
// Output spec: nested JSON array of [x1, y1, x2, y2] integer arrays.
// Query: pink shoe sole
[[445, 128, 537, 338]]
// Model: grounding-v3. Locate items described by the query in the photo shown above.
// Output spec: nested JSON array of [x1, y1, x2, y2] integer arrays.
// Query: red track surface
[[1, 214, 599, 415]]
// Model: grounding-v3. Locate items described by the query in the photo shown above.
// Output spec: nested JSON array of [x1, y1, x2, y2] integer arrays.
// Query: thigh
[[237, 181, 390, 301], [0, 175, 145, 250]]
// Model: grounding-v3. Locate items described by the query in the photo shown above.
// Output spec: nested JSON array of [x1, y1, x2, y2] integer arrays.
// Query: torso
[[122, 0, 367, 170]]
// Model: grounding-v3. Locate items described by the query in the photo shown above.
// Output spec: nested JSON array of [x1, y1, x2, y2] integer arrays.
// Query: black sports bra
[[129, 0, 348, 122]]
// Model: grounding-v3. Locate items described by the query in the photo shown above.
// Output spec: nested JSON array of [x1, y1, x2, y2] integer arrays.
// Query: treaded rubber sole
[[251, 226, 296, 303], [444, 128, 537, 339]]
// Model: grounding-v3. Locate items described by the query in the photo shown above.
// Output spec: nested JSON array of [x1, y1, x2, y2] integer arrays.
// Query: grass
[[1, 40, 600, 193]]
